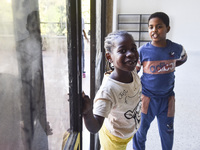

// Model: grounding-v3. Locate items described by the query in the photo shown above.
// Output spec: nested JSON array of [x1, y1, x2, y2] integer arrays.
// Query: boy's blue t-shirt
[[139, 39, 183, 98]]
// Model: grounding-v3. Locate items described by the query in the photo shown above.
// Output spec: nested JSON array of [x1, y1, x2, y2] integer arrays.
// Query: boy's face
[[148, 17, 170, 46]]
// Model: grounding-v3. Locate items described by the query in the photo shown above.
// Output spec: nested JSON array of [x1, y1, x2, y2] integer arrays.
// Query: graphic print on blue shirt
[[143, 59, 176, 74]]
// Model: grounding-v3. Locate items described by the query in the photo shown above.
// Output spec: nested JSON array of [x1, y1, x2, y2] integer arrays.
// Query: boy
[[133, 12, 187, 150]]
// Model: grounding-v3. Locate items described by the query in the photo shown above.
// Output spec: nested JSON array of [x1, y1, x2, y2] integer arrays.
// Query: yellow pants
[[99, 125, 133, 150]]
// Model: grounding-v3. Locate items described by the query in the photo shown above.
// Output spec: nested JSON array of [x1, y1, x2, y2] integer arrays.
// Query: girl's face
[[107, 35, 138, 73], [148, 17, 170, 47]]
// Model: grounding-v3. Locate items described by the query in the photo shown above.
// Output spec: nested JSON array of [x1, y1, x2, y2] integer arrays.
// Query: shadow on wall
[[0, 9, 49, 149]]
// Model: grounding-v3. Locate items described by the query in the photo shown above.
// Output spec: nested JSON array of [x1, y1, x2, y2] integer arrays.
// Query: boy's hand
[[82, 92, 93, 115]]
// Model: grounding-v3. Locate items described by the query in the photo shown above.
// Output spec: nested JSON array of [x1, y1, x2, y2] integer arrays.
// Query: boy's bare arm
[[82, 94, 104, 134]]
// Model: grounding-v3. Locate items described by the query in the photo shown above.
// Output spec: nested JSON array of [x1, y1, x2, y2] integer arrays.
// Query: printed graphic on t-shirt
[[143, 60, 176, 74], [124, 100, 141, 129], [118, 89, 140, 104]]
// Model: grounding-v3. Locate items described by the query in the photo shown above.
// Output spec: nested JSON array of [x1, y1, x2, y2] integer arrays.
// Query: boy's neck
[[151, 40, 167, 47]]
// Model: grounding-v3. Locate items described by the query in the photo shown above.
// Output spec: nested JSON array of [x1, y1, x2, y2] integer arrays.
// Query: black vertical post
[[90, 0, 107, 149], [101, 0, 106, 80], [66, 0, 82, 149], [90, 0, 96, 102], [90, 0, 96, 149], [77, 0, 83, 148]]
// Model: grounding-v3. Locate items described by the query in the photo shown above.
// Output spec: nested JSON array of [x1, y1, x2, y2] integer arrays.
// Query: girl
[[82, 30, 142, 150]]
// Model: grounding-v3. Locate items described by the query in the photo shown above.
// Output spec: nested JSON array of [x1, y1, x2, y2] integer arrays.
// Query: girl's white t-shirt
[[93, 70, 142, 139]]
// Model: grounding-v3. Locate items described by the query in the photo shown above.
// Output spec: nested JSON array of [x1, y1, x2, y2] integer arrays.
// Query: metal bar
[[66, 0, 82, 149], [101, 0, 106, 80], [90, 0, 96, 149], [67, 0, 78, 132], [90, 0, 96, 102], [76, 1, 83, 149], [66, 0, 82, 133]]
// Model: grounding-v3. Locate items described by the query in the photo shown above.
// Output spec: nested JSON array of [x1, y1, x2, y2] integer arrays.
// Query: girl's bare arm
[[82, 94, 104, 134]]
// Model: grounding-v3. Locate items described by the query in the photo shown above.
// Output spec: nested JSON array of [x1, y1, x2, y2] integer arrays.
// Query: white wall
[[113, 0, 200, 52]]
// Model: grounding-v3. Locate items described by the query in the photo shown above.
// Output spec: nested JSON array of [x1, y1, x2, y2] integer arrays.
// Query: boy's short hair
[[148, 12, 170, 27]]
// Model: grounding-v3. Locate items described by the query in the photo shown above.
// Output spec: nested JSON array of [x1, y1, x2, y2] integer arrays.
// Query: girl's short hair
[[148, 12, 170, 27], [104, 30, 133, 52]]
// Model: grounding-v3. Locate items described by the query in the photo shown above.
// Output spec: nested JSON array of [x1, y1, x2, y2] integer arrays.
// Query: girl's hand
[[82, 92, 93, 115], [82, 92, 105, 133]]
